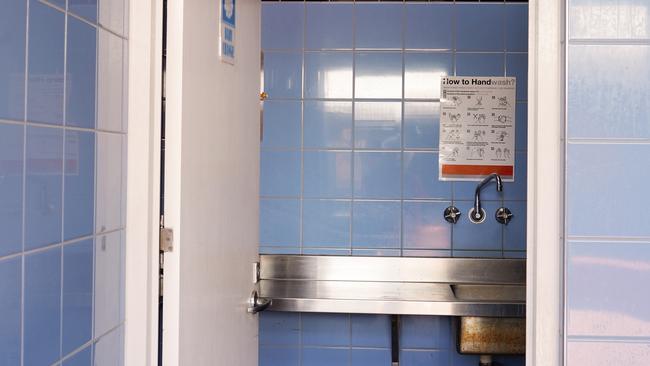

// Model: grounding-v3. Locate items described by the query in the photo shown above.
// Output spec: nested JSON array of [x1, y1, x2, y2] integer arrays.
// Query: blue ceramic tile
[[98, 0, 126, 36], [504, 251, 526, 259], [353, 248, 401, 257], [0, 257, 21, 366], [93, 326, 124, 365], [493, 355, 526, 366], [403, 152, 451, 199], [515, 102, 527, 151], [25, 126, 63, 250], [259, 247, 301, 255], [94, 231, 123, 337], [303, 248, 351, 256], [260, 199, 300, 246], [405, 4, 453, 50], [97, 29, 124, 133], [304, 151, 352, 198], [304, 52, 353, 99], [451, 352, 482, 366], [567, 241, 650, 337], [456, 53, 504, 77], [0, 124, 23, 257], [351, 349, 391, 366], [70, 0, 98, 23], [567, 341, 650, 366], [404, 53, 453, 99], [354, 152, 401, 199], [355, 52, 402, 99], [567, 143, 650, 237], [27, 1, 65, 125], [568, 45, 650, 139], [302, 313, 350, 346], [261, 101, 301, 149], [260, 346, 300, 366], [503, 152, 526, 200], [505, 4, 528, 51], [264, 52, 302, 99], [63, 346, 92, 366], [24, 247, 61, 366], [453, 167, 508, 201], [403, 201, 452, 250], [262, 3, 304, 49], [568, 0, 650, 39], [456, 4, 504, 51], [260, 312, 300, 346], [403, 102, 440, 149], [305, 3, 353, 49], [352, 201, 401, 249], [403, 249, 451, 257], [48, 0, 66, 9], [351, 314, 391, 347], [66, 17, 96, 129], [453, 250, 503, 258], [260, 150, 301, 197], [303, 200, 350, 247], [62, 239, 93, 355], [95, 133, 123, 234], [0, 0, 26, 121], [355, 3, 402, 49], [400, 315, 451, 349], [452, 201, 502, 251], [401, 350, 451, 366], [354, 102, 401, 149], [64, 131, 95, 240], [506, 53, 527, 100], [304, 101, 352, 149], [302, 348, 349, 366], [503, 201, 526, 251]]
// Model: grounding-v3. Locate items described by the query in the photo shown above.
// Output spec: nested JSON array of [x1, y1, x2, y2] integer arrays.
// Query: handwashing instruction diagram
[[439, 76, 516, 181]]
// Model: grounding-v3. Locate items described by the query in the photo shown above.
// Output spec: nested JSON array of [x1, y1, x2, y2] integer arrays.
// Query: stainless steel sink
[[257, 255, 525, 318]]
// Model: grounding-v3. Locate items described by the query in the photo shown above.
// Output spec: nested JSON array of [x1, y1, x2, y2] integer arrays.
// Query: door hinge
[[160, 227, 174, 252]]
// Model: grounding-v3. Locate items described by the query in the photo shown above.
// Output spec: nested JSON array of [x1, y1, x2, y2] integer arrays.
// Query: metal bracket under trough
[[257, 255, 525, 317]]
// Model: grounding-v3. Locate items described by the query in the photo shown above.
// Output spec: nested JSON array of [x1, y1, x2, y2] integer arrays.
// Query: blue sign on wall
[[221, 0, 236, 64]]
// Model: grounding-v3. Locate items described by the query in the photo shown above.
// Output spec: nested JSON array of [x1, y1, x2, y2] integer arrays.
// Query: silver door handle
[[247, 290, 272, 314]]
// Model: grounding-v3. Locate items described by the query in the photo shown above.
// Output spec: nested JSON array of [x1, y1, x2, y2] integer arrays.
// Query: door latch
[[160, 227, 174, 252]]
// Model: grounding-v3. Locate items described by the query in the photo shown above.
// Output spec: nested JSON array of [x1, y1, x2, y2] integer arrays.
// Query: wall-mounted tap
[[495, 207, 514, 225], [444, 206, 461, 224], [469, 173, 503, 223]]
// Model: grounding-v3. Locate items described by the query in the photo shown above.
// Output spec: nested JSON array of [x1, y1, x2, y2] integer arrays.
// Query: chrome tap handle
[[444, 206, 461, 224], [495, 207, 514, 225]]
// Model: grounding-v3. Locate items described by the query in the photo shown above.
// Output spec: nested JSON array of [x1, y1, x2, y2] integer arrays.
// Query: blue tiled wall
[[0, 1, 127, 365], [565, 0, 650, 363], [260, 2, 527, 365]]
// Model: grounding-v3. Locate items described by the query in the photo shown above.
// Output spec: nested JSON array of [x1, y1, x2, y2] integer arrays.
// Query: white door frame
[[526, 0, 565, 365], [124, 0, 567, 365], [124, 0, 164, 365]]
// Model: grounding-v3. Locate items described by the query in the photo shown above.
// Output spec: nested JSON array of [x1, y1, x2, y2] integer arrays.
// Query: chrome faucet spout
[[472, 173, 503, 222]]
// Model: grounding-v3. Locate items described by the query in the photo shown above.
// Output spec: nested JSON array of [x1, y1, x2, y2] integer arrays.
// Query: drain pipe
[[479, 355, 493, 366]]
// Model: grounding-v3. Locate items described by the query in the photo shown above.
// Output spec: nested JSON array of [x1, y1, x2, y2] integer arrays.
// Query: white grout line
[[21, 0, 30, 364], [350, 2, 357, 257], [60, 4, 68, 359]]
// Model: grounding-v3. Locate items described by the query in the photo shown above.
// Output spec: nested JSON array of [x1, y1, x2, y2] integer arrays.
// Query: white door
[[162, 0, 261, 364]]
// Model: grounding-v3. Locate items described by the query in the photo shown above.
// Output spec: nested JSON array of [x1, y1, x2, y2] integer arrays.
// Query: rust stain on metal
[[458, 317, 525, 355]]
